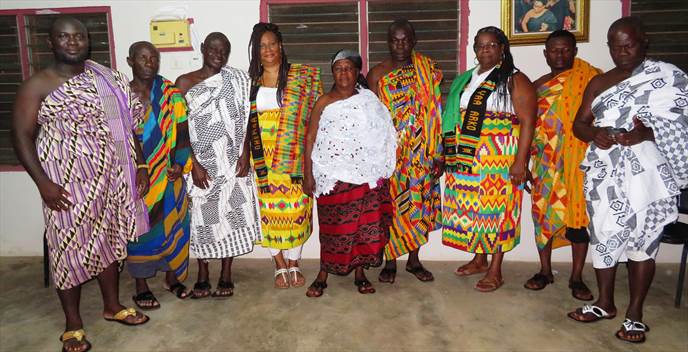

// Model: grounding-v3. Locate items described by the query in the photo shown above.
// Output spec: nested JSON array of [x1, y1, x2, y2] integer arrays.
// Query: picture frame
[[501, 0, 589, 46]]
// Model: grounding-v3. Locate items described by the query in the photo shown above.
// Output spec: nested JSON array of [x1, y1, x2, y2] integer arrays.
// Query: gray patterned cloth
[[185, 66, 262, 259], [583, 59, 688, 269]]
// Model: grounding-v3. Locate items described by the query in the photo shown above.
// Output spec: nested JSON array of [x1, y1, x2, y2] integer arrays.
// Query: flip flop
[[406, 265, 434, 282], [190, 281, 212, 299], [354, 279, 376, 294], [306, 280, 328, 298], [475, 277, 504, 292], [131, 290, 160, 310], [103, 307, 149, 326], [524, 273, 554, 290], [211, 280, 234, 298], [567, 304, 616, 322], [165, 282, 191, 299], [378, 267, 396, 284], [454, 265, 488, 277], [60, 329, 91, 352], [615, 318, 650, 343]]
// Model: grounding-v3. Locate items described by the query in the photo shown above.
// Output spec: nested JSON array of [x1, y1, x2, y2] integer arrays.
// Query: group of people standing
[[11, 14, 687, 352]]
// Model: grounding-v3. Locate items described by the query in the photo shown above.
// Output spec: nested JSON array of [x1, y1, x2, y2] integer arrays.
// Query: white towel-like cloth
[[583, 59, 688, 268], [312, 88, 397, 197]]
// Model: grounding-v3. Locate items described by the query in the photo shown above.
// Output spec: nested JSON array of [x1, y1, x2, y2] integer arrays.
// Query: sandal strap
[[113, 307, 137, 321], [60, 329, 86, 342], [217, 280, 235, 289], [275, 268, 289, 277], [134, 290, 156, 301], [354, 279, 372, 287], [622, 318, 648, 332], [581, 304, 610, 318], [569, 281, 589, 290], [193, 281, 211, 291], [288, 266, 301, 274], [310, 281, 327, 289]]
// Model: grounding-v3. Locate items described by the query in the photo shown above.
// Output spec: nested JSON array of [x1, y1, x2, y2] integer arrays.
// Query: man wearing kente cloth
[[125, 41, 193, 309], [524, 30, 600, 301], [12, 18, 149, 352], [176, 32, 262, 299], [569, 17, 688, 344], [368, 19, 443, 283]]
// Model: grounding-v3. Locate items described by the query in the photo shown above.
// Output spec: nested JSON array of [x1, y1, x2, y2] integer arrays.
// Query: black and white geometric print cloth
[[185, 67, 262, 259], [582, 59, 688, 269]]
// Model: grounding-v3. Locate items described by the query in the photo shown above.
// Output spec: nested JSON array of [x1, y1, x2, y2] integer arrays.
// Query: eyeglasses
[[473, 42, 500, 52]]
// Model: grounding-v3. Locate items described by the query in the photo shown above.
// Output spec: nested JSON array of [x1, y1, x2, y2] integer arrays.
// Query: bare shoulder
[[533, 72, 554, 89], [175, 70, 201, 95], [512, 71, 534, 90], [313, 93, 335, 113], [367, 60, 393, 82], [17, 69, 61, 101]]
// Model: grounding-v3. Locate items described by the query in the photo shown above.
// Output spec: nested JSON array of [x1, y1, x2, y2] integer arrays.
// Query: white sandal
[[288, 266, 305, 287], [274, 268, 290, 289]]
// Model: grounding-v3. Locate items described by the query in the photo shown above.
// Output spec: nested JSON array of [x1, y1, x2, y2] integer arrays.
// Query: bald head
[[129, 41, 158, 58], [608, 16, 646, 42], [204, 32, 231, 53], [50, 17, 88, 38]]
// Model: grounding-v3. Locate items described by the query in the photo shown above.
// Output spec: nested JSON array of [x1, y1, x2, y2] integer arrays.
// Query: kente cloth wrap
[[127, 75, 192, 280], [37, 60, 147, 290], [248, 64, 322, 190], [441, 66, 523, 254], [311, 88, 397, 197], [583, 59, 688, 268], [377, 51, 443, 259], [317, 181, 392, 275], [256, 108, 312, 250], [531, 58, 600, 250], [185, 67, 262, 259]]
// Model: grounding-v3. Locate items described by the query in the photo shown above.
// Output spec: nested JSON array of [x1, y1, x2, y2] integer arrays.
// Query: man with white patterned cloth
[[568, 17, 688, 344], [176, 32, 262, 299]]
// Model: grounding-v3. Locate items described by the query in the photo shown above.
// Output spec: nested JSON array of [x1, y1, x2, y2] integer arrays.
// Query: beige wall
[[1, 0, 684, 264]]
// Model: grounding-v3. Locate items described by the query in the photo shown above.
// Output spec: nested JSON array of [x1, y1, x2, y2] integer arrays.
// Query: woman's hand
[[303, 173, 315, 197], [508, 159, 528, 186], [38, 180, 72, 211]]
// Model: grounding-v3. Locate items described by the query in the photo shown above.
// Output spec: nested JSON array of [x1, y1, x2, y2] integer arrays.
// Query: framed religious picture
[[502, 0, 589, 46]]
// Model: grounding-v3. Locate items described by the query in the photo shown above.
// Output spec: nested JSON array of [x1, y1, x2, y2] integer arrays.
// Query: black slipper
[[165, 282, 190, 299], [406, 265, 434, 282], [378, 267, 397, 283], [132, 291, 160, 310], [190, 281, 211, 299], [211, 280, 234, 298]]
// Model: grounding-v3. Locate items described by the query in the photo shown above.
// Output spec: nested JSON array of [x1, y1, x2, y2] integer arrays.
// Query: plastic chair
[[660, 189, 688, 307]]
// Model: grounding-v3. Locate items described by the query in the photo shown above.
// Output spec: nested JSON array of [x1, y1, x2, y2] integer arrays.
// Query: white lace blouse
[[311, 88, 397, 197]]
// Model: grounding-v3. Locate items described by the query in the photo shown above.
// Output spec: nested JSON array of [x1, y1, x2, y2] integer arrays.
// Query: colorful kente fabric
[[258, 109, 312, 249], [37, 60, 146, 289], [249, 64, 322, 189], [127, 75, 192, 281], [378, 51, 443, 259], [317, 181, 392, 275], [531, 58, 600, 250]]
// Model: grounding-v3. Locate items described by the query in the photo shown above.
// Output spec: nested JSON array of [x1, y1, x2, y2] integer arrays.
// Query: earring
[[474, 57, 479, 65]]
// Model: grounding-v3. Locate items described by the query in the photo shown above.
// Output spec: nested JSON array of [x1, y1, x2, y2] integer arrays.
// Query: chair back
[[679, 188, 688, 215]]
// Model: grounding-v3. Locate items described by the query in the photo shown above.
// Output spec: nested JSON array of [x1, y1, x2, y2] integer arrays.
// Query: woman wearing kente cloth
[[303, 50, 396, 297], [125, 42, 193, 309], [442, 26, 536, 292], [246, 23, 322, 289]]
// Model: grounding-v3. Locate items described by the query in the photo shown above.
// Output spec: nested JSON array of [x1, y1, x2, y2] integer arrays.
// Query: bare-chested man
[[12, 17, 149, 352], [568, 17, 688, 344], [367, 19, 443, 283], [176, 32, 262, 299]]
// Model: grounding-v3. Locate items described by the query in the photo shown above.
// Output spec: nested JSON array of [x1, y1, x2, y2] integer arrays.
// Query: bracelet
[[137, 164, 149, 169]]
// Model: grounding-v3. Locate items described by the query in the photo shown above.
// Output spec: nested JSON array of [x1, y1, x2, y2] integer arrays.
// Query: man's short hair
[[608, 16, 646, 41], [387, 19, 416, 41], [546, 30, 576, 46], [204, 32, 231, 53]]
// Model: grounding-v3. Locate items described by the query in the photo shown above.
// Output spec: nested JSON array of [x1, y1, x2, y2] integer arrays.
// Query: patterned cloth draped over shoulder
[[37, 60, 147, 290], [583, 59, 688, 268], [531, 58, 601, 250], [127, 75, 192, 281], [185, 67, 262, 259], [377, 51, 443, 260]]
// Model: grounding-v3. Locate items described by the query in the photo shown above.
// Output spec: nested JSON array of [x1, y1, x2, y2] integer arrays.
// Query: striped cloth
[[37, 60, 146, 290], [127, 76, 192, 280], [377, 51, 443, 259]]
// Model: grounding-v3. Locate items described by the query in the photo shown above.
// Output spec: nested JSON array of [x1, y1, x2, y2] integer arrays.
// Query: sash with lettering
[[451, 66, 500, 172]]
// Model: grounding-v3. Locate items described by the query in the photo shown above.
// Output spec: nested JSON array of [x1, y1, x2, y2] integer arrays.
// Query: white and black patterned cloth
[[185, 66, 262, 259], [583, 59, 688, 268]]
